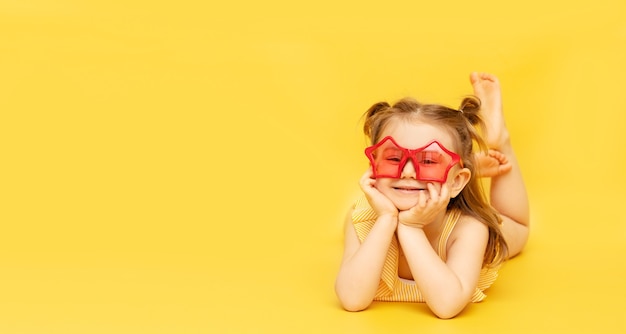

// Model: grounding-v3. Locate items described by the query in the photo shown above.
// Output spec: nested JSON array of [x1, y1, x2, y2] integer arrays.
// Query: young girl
[[335, 73, 529, 319]]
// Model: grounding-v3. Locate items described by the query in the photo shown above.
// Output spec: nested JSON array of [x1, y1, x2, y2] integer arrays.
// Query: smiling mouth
[[393, 186, 425, 191]]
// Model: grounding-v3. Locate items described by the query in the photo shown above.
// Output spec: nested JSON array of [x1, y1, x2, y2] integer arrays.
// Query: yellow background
[[1, 0, 626, 333]]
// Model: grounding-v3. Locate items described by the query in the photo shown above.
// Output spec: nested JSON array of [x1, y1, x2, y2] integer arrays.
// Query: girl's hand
[[398, 183, 451, 228], [359, 168, 398, 218]]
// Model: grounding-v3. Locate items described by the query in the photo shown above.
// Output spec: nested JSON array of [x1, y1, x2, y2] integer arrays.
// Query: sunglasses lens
[[371, 141, 404, 178], [414, 142, 454, 182]]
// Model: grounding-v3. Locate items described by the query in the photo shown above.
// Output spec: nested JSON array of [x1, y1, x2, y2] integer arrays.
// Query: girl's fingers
[[359, 168, 373, 183], [359, 169, 375, 189], [426, 182, 449, 210], [427, 183, 438, 203], [419, 188, 428, 208], [439, 183, 450, 203]]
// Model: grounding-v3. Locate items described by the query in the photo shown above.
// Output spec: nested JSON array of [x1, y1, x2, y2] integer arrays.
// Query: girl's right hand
[[359, 168, 399, 218]]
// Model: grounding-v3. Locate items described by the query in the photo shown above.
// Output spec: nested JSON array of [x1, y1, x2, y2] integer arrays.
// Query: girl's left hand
[[398, 183, 451, 228]]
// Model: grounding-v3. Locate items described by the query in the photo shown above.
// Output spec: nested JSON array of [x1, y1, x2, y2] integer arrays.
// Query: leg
[[471, 72, 529, 258]]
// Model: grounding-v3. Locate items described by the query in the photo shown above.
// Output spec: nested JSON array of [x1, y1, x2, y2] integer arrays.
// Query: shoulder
[[448, 214, 489, 248], [443, 214, 490, 273], [343, 206, 355, 227]]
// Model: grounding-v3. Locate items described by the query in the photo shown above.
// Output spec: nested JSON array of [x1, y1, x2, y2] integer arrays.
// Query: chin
[[391, 198, 419, 211]]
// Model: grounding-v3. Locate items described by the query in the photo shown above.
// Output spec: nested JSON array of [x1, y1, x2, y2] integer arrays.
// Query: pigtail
[[458, 96, 481, 125], [458, 96, 489, 153], [366, 102, 391, 119], [363, 101, 391, 143]]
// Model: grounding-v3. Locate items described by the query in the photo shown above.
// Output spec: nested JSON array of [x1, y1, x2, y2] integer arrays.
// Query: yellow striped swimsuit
[[351, 196, 500, 303]]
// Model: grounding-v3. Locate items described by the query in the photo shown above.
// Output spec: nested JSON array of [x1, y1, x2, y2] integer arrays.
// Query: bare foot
[[475, 149, 512, 178], [470, 72, 510, 149]]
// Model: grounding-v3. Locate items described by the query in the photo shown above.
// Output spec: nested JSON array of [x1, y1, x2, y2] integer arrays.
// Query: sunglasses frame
[[364, 136, 463, 182]]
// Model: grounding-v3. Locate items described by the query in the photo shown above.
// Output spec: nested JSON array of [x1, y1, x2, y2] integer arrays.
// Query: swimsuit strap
[[437, 209, 462, 262]]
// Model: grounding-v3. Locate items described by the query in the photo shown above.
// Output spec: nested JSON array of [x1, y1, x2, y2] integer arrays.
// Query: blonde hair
[[363, 97, 508, 267]]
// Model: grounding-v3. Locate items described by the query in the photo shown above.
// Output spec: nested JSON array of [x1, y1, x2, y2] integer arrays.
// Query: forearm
[[335, 215, 397, 311], [396, 225, 472, 318]]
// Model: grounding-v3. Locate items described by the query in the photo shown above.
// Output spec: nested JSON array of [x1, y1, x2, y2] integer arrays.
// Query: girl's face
[[374, 118, 461, 211]]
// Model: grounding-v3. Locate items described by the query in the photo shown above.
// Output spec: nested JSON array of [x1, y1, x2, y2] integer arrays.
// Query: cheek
[[444, 167, 459, 186], [373, 179, 397, 198], [374, 178, 391, 190]]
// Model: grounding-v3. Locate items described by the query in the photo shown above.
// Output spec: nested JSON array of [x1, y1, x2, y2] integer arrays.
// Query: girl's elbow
[[335, 285, 372, 312], [432, 307, 463, 319], [428, 297, 468, 319], [339, 298, 371, 312]]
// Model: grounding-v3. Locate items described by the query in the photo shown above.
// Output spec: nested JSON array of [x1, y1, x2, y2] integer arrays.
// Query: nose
[[400, 159, 417, 179]]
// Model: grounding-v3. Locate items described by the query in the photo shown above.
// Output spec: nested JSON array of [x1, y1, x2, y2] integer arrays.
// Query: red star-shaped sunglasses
[[365, 136, 463, 183]]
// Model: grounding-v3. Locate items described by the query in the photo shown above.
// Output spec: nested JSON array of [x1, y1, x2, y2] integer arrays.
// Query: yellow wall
[[1, 1, 625, 333]]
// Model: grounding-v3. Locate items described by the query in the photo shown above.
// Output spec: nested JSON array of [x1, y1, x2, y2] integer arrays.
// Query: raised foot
[[475, 149, 512, 178], [470, 72, 509, 150]]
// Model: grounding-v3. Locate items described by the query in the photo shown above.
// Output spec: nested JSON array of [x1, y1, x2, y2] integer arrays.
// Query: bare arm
[[334, 210, 397, 311], [396, 218, 488, 319], [335, 169, 402, 311]]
